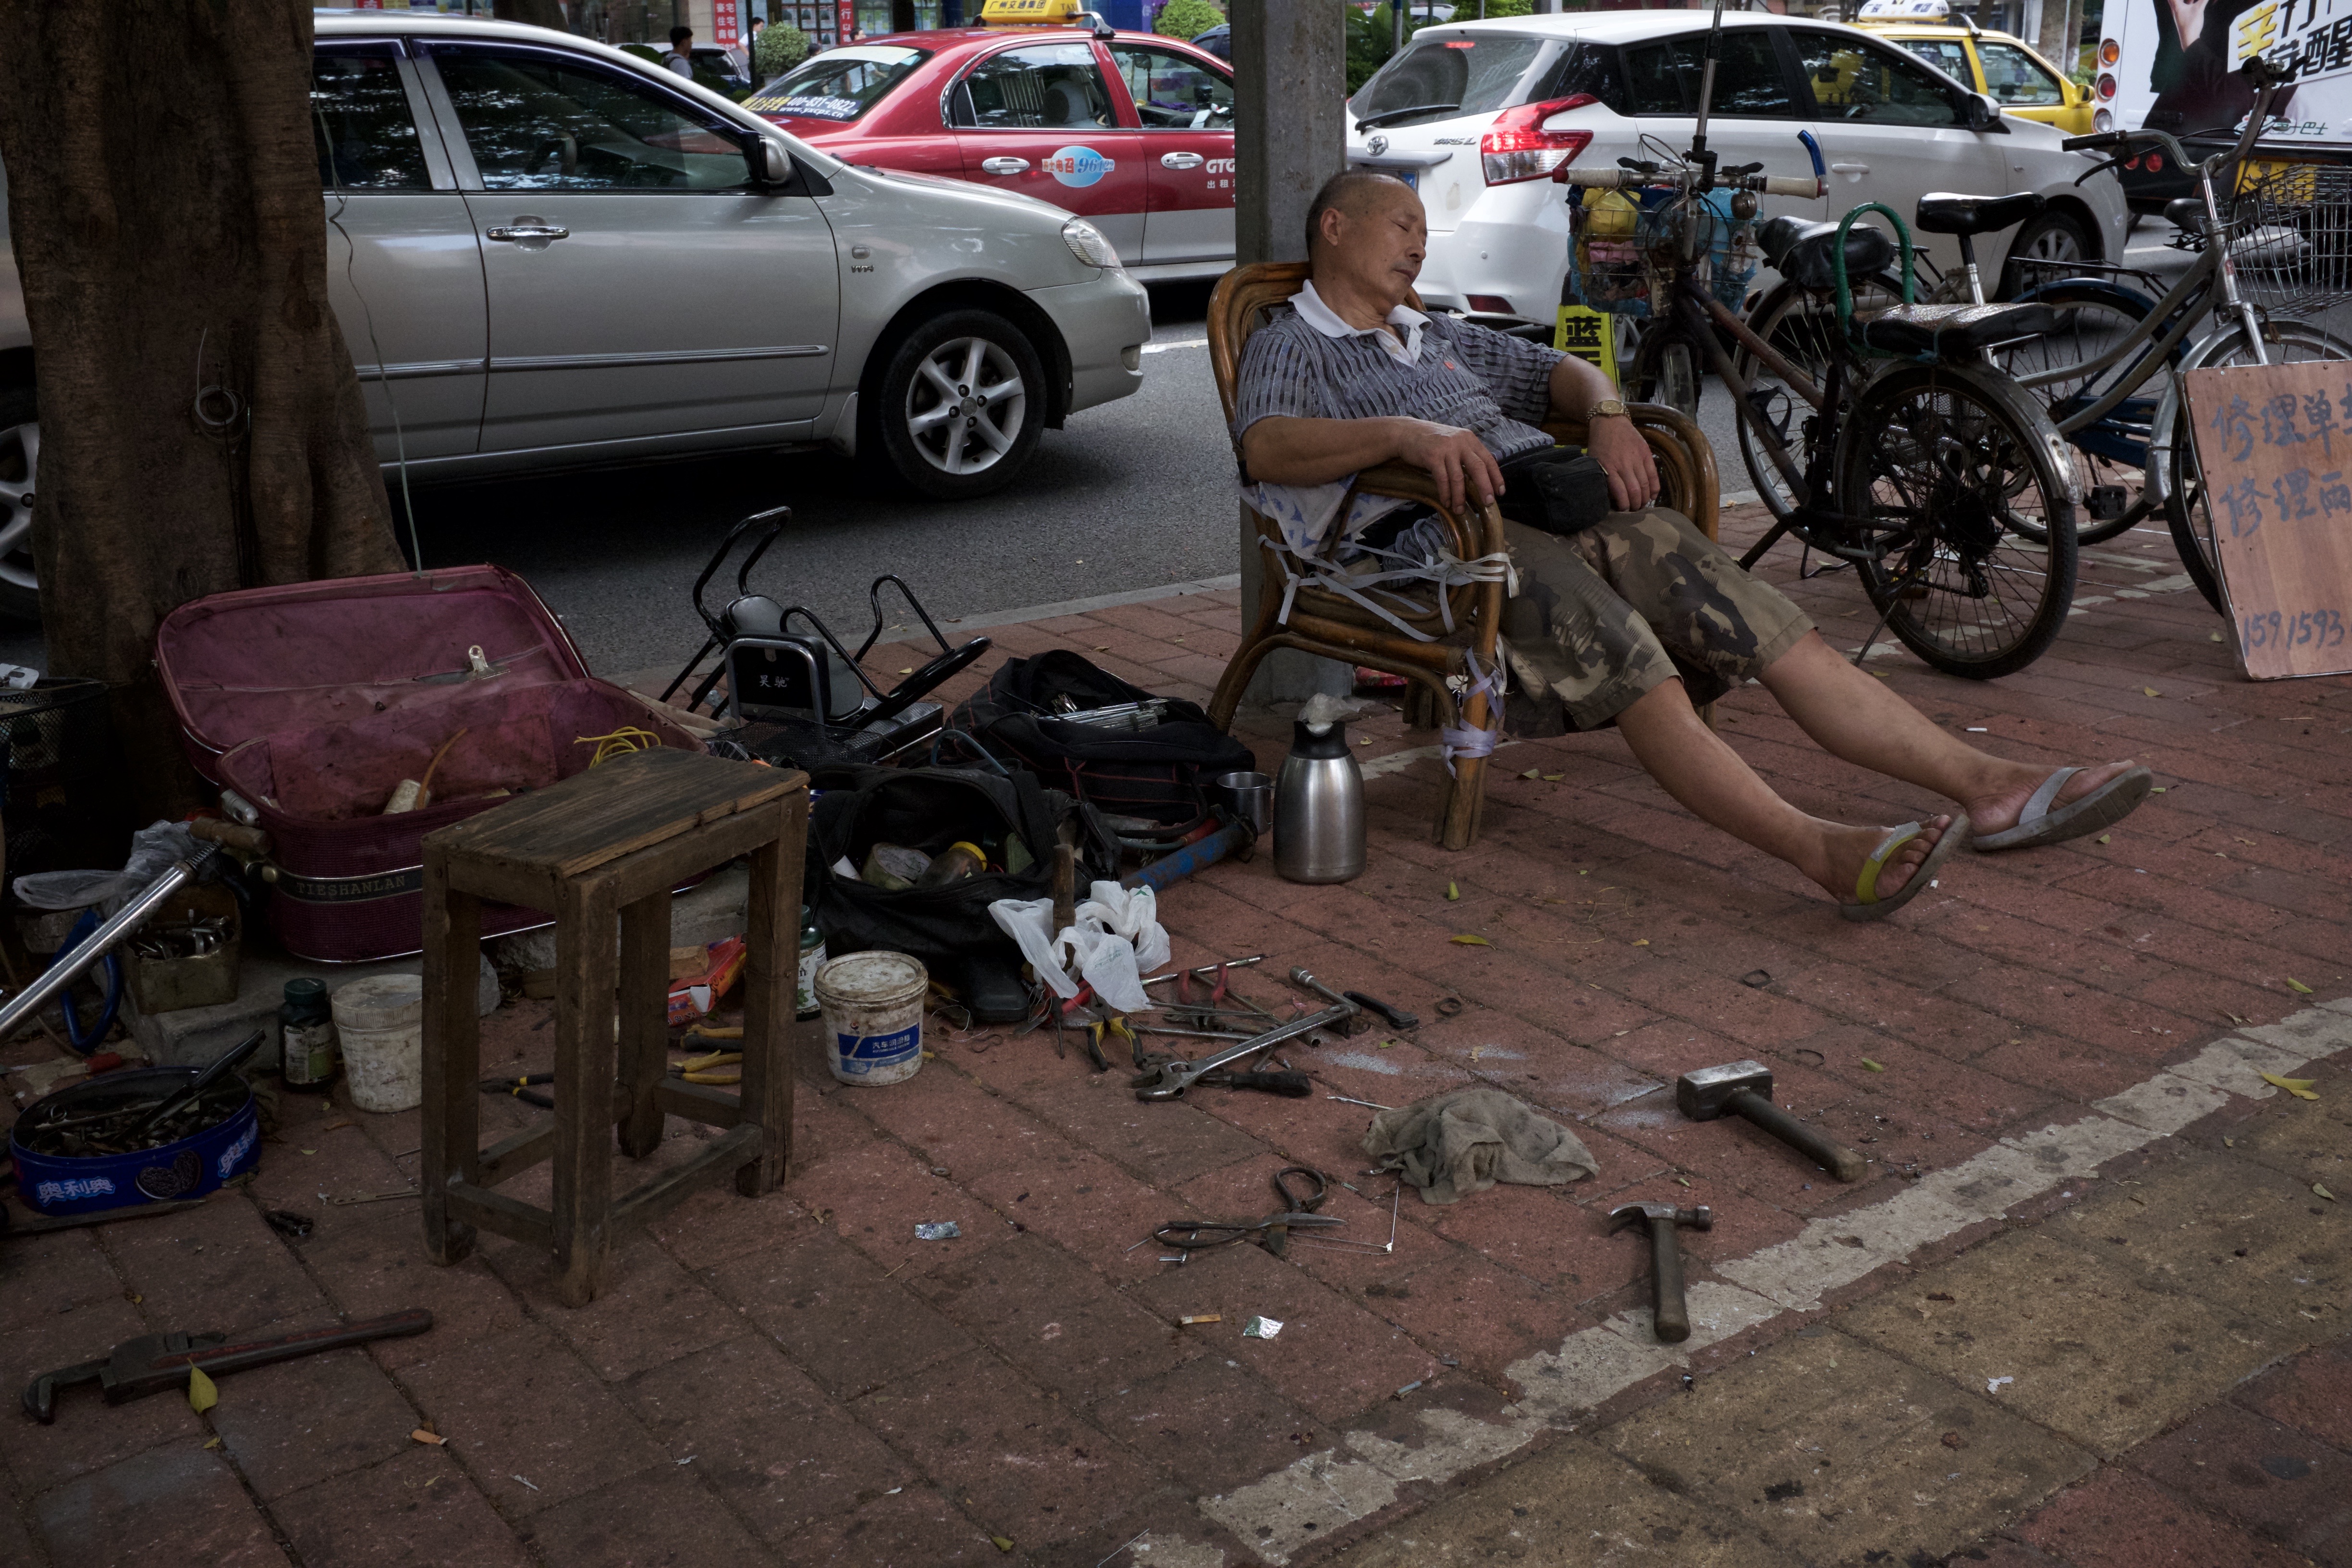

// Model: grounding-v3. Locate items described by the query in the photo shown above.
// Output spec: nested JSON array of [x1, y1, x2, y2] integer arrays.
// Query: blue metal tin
[[11, 1066, 259, 1217]]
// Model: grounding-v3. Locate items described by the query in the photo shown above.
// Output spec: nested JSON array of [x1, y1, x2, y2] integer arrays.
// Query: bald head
[[1304, 170, 1417, 261], [1301, 169, 1428, 320]]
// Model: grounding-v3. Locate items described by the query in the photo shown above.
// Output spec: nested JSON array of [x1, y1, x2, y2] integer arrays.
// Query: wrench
[[1129, 999, 1356, 1100]]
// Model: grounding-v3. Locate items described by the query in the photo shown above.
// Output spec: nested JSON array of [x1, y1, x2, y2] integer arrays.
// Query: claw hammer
[[1677, 1060, 1866, 1182], [1608, 1203, 1711, 1344]]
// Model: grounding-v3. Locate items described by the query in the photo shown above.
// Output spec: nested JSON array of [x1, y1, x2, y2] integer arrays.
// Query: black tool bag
[[947, 651, 1256, 835], [805, 763, 1117, 1018]]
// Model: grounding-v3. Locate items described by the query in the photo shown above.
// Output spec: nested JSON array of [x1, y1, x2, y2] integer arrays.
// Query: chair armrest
[[1354, 462, 1506, 560]]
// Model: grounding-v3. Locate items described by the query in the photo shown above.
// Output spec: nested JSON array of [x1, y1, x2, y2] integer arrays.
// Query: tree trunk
[[494, 0, 574, 30], [0, 0, 403, 817]]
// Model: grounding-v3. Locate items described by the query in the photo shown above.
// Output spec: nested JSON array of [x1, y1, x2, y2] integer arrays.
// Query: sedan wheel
[[1997, 210, 2093, 299], [0, 390, 39, 623], [872, 309, 1046, 500]]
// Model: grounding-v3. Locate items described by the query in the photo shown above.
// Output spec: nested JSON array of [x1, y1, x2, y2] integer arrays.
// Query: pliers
[[1153, 1166, 1340, 1259]]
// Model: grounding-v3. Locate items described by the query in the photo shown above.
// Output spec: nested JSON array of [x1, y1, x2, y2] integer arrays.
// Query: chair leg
[[615, 889, 671, 1160], [1440, 753, 1489, 851], [1207, 579, 1286, 731], [1401, 681, 1443, 731], [420, 863, 479, 1268]]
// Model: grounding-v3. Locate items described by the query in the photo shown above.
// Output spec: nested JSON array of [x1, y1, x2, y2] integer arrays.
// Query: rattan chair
[[1204, 261, 1720, 850]]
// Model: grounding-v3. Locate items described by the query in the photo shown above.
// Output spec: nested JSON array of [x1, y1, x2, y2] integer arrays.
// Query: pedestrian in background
[[745, 16, 766, 85], [663, 24, 695, 77]]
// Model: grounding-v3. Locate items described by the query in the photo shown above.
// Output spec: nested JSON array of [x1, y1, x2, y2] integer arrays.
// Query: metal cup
[[1213, 770, 1274, 836]]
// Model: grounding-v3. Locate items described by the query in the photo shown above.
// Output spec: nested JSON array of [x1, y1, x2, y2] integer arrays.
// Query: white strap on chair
[[1439, 649, 1505, 779], [1259, 530, 1519, 645]]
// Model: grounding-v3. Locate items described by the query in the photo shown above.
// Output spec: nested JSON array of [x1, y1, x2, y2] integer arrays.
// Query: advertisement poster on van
[[2103, 0, 2350, 149]]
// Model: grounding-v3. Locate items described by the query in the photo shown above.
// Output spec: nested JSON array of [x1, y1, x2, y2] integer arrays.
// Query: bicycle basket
[[2227, 161, 2352, 319], [1567, 186, 1760, 318]]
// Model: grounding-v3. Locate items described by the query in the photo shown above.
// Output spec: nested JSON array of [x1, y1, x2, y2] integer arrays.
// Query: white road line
[[1175, 1000, 2352, 1565]]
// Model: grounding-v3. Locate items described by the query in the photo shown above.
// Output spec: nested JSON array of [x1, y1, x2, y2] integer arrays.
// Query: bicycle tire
[[2151, 320, 2352, 613], [1732, 274, 1905, 525], [1836, 360, 2082, 679], [1998, 279, 2169, 546]]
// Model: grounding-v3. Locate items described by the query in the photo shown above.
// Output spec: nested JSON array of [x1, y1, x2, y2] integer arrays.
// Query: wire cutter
[[1152, 1167, 1342, 1260]]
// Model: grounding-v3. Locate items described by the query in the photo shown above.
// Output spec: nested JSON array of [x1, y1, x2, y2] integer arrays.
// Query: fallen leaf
[[2318, 1184, 2338, 1201], [1377, 1039, 1396, 1049], [2151, 786, 2166, 793], [188, 1367, 218, 1415], [2259, 1072, 2320, 1101], [2143, 686, 2162, 697], [1448, 934, 1491, 946], [1519, 767, 1541, 780], [1632, 939, 1650, 947], [897, 668, 914, 676], [1675, 1175, 1692, 1188], [2097, 834, 2111, 845], [992, 1538, 1017, 1554], [2285, 977, 2315, 994], [1542, 772, 1565, 782], [301, 1148, 317, 1156], [2209, 631, 2224, 642], [203, 1437, 221, 1450], [1446, 881, 1459, 901], [1861, 1058, 1886, 1072]]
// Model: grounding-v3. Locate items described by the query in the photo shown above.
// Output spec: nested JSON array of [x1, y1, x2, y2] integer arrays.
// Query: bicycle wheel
[[2153, 320, 2352, 612], [1996, 280, 2165, 545], [1733, 274, 1905, 523], [1836, 361, 2082, 679]]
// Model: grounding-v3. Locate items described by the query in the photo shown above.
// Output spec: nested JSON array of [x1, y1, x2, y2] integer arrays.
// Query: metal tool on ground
[[24, 1308, 435, 1422], [1153, 1166, 1345, 1258], [1140, 955, 1264, 988], [0, 843, 220, 1044], [1344, 991, 1419, 1031], [1188, 1067, 1312, 1096], [1290, 968, 1372, 1035], [1608, 1203, 1711, 1344], [122, 1029, 265, 1142], [1677, 1060, 1866, 1181], [482, 1072, 555, 1109], [1122, 817, 1253, 894], [1129, 987, 1358, 1102]]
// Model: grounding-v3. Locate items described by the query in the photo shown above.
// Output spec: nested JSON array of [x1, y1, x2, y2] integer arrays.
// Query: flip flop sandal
[[1840, 814, 1970, 923], [1972, 766, 2154, 852]]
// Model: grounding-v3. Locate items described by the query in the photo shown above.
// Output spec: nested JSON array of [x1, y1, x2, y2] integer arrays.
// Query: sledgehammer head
[[1677, 1060, 1773, 1122], [1607, 1202, 1712, 1234]]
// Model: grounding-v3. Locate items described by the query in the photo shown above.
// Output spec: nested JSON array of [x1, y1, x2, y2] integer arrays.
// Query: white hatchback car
[[1346, 12, 2128, 329]]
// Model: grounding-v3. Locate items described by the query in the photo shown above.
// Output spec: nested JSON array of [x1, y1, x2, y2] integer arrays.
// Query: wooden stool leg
[[735, 799, 802, 1196], [615, 889, 671, 1159], [421, 862, 479, 1266], [553, 876, 621, 1307]]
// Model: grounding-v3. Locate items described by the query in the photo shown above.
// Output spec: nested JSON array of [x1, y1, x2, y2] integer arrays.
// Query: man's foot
[[1964, 761, 2151, 850], [1811, 814, 1955, 907]]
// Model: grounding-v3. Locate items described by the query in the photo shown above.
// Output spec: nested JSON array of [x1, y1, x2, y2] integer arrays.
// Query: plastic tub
[[332, 974, 425, 1114], [813, 951, 927, 1086]]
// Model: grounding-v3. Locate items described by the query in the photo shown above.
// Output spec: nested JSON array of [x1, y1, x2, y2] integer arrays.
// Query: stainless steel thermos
[[1274, 716, 1364, 883]]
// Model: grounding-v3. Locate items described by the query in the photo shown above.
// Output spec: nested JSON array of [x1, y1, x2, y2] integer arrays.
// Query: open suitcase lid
[[155, 565, 591, 766]]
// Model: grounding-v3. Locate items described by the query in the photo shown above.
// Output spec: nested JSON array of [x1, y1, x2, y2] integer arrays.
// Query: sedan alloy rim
[[0, 419, 37, 594], [904, 338, 1026, 476]]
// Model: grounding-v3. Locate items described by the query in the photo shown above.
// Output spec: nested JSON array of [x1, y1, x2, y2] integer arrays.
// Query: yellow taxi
[[1851, 0, 2095, 135]]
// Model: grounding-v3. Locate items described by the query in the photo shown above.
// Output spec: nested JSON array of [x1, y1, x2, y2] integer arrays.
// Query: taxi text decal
[[1045, 146, 1116, 187]]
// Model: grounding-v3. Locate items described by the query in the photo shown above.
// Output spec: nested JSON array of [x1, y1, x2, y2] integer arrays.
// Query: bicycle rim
[[1838, 363, 2081, 679], [1996, 282, 2161, 546], [2164, 321, 2352, 613], [1733, 276, 1901, 523]]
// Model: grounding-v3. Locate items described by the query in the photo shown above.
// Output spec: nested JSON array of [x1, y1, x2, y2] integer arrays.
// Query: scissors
[[1152, 1166, 1345, 1259]]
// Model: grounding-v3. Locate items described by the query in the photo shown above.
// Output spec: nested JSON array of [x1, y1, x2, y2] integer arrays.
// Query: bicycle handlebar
[[1558, 166, 1822, 197], [2062, 126, 2191, 167]]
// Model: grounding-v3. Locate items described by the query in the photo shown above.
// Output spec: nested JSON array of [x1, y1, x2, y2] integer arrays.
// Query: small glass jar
[[279, 978, 339, 1092], [795, 906, 826, 1021]]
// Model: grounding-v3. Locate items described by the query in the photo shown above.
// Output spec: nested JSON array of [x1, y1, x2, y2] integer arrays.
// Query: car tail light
[[2094, 108, 2114, 132], [2145, 152, 2165, 172], [2097, 73, 2117, 100], [1467, 294, 1515, 315], [2099, 37, 2120, 65], [1481, 95, 1595, 184]]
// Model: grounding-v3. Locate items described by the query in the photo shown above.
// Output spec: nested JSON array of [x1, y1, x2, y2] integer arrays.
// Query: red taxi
[[745, 1, 1234, 280]]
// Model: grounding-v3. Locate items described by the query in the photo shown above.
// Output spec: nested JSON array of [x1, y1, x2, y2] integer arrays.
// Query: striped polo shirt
[[1230, 281, 1569, 465]]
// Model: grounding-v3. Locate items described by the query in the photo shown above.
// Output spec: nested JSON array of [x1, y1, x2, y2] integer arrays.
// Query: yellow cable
[[574, 726, 663, 767]]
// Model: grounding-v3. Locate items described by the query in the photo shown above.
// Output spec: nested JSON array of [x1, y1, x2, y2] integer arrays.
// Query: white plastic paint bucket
[[332, 974, 425, 1114], [813, 951, 927, 1086]]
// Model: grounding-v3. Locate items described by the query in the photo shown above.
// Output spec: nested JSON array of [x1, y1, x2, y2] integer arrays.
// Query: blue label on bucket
[[834, 1023, 920, 1074]]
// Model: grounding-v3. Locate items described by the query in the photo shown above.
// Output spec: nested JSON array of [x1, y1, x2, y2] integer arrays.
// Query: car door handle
[[980, 157, 1030, 175], [486, 223, 571, 242], [1828, 162, 1870, 175], [1160, 151, 1204, 170]]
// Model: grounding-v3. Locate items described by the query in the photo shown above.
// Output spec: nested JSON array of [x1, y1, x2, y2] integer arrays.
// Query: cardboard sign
[[1553, 306, 1617, 386], [2180, 361, 2352, 679]]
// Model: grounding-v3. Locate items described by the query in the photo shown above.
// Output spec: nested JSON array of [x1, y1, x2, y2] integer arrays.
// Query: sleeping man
[[1231, 170, 2149, 919]]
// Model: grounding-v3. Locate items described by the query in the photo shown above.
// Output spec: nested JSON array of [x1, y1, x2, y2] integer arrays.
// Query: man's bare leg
[[1611, 676, 1952, 903], [1756, 632, 2138, 836]]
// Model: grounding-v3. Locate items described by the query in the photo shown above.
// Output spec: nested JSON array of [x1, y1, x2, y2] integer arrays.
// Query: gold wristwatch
[[1590, 397, 1630, 420]]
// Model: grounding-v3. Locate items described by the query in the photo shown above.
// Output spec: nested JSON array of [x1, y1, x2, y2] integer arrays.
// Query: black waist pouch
[[1497, 446, 1614, 539]]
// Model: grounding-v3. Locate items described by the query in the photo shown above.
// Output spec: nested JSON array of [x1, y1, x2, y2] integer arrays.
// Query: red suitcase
[[156, 565, 702, 962]]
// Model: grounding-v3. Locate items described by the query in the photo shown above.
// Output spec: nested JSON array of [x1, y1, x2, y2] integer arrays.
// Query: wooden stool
[[418, 747, 808, 1306]]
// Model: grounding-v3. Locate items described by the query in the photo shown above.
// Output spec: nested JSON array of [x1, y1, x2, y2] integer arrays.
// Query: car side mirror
[[1962, 92, 2011, 133], [750, 138, 792, 185]]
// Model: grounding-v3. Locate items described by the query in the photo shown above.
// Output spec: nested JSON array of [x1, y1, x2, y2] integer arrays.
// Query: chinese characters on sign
[[2181, 362, 2352, 679], [1553, 306, 1617, 387]]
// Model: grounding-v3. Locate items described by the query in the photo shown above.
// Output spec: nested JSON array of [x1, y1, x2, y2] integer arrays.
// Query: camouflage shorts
[[1499, 507, 1813, 734]]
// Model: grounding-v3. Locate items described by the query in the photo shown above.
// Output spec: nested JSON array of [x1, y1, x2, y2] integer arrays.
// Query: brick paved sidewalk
[[1, 504, 2344, 1568]]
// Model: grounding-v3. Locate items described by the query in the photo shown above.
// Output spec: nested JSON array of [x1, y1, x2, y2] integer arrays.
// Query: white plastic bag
[[987, 879, 1171, 1016], [13, 821, 204, 914]]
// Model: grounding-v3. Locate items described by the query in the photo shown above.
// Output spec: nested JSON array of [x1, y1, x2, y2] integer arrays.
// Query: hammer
[[1677, 1060, 1867, 1183], [1609, 1203, 1710, 1344]]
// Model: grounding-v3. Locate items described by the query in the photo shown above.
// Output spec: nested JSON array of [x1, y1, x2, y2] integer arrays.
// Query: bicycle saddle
[[1862, 301, 2062, 358], [1759, 216, 1895, 291], [2164, 196, 2210, 233], [1912, 191, 2046, 236]]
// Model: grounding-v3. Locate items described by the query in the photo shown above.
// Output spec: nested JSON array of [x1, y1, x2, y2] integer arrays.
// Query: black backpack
[[804, 763, 1117, 1020], [947, 651, 1256, 838]]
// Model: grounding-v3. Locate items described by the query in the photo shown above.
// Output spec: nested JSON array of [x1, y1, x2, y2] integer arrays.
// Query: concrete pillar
[[1233, 0, 1354, 706]]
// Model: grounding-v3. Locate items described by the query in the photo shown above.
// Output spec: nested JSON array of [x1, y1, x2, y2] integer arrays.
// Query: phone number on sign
[[2239, 607, 2348, 653]]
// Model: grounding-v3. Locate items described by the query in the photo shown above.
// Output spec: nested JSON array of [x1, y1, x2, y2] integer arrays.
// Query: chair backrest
[[1205, 261, 1426, 430]]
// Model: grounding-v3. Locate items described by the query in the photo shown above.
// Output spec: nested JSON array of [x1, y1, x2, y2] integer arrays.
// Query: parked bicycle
[[1562, 43, 2082, 679], [1992, 56, 2352, 611]]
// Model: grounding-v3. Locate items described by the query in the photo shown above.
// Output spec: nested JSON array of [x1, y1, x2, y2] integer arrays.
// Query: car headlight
[[1062, 218, 1122, 270]]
